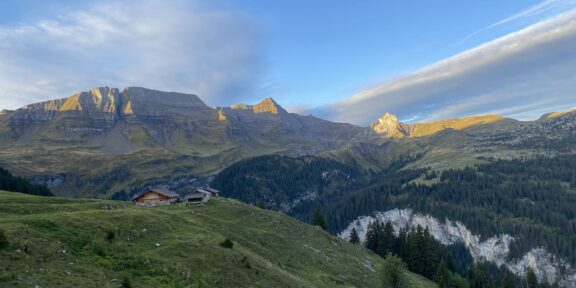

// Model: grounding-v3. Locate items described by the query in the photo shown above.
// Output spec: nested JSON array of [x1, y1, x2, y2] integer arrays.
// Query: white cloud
[[0, 0, 264, 109], [457, 0, 576, 45], [310, 10, 576, 125]]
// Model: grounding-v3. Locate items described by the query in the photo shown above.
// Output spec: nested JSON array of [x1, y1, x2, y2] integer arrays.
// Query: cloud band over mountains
[[308, 10, 576, 125]]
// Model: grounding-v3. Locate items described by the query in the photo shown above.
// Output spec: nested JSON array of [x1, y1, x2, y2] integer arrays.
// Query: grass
[[0, 191, 435, 288]]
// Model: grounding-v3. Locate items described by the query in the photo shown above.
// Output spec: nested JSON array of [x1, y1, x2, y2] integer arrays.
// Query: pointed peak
[[376, 113, 399, 123], [370, 112, 402, 136], [253, 97, 286, 114], [230, 97, 286, 114]]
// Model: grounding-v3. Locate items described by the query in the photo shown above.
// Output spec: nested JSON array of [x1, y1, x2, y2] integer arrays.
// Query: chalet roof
[[131, 188, 179, 201], [195, 188, 213, 195], [204, 187, 220, 193]]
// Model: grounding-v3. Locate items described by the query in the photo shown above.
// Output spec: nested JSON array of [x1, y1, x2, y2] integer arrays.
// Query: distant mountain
[[369, 112, 504, 138], [0, 87, 363, 197], [0, 86, 573, 198]]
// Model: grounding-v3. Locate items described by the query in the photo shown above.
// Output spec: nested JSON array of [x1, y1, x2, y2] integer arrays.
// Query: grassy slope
[[0, 191, 434, 288]]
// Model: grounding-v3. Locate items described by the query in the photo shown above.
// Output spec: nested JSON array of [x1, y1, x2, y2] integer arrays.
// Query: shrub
[[382, 254, 410, 288], [220, 238, 234, 249], [0, 229, 8, 250], [106, 231, 115, 243], [121, 277, 132, 288]]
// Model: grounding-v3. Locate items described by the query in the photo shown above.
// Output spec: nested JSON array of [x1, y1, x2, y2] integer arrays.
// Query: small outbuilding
[[183, 187, 220, 205], [132, 188, 179, 207]]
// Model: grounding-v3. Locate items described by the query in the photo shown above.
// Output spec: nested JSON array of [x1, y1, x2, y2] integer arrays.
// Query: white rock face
[[339, 209, 576, 287], [369, 113, 400, 135]]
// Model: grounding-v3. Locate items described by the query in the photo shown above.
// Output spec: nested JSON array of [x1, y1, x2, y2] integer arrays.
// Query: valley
[[1, 87, 575, 287]]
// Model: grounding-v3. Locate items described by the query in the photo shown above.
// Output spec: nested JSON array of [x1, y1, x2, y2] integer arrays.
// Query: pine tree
[[525, 268, 538, 288], [312, 206, 327, 231], [255, 200, 265, 209], [349, 227, 360, 244], [380, 222, 395, 256], [433, 259, 449, 288], [365, 221, 379, 253], [0, 229, 8, 250], [501, 269, 517, 288]]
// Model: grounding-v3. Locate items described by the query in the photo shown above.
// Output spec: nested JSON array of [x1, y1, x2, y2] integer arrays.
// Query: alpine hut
[[132, 188, 179, 207], [183, 187, 220, 204]]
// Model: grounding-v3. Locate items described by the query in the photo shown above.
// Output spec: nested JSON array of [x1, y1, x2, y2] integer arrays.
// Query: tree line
[[0, 167, 53, 196], [352, 219, 557, 288]]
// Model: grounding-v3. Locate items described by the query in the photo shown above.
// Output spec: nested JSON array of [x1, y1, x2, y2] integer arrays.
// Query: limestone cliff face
[[370, 113, 504, 138], [340, 209, 576, 287], [369, 113, 409, 138], [230, 97, 286, 114]]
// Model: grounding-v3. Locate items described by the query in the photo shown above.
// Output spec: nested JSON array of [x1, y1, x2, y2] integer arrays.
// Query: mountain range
[[0, 86, 574, 198], [1, 86, 576, 286]]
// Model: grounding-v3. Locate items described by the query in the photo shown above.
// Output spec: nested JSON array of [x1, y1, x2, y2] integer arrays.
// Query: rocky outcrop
[[369, 113, 504, 138], [340, 209, 576, 287], [230, 97, 286, 114], [369, 113, 406, 137]]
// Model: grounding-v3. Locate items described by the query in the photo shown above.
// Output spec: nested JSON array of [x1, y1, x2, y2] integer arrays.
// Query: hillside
[[211, 152, 576, 286], [0, 191, 434, 288]]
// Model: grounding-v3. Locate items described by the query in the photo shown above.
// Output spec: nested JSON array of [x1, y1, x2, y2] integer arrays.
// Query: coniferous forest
[[213, 153, 576, 287], [0, 167, 52, 196]]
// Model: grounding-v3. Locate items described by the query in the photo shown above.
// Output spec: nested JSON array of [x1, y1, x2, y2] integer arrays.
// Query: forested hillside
[[212, 155, 365, 212], [213, 153, 576, 286], [326, 155, 576, 264], [0, 167, 52, 196]]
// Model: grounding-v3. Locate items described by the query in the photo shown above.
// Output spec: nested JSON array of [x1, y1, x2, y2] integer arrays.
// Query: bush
[[106, 231, 115, 243], [220, 238, 234, 249], [382, 254, 410, 288], [0, 229, 8, 250], [121, 277, 132, 288]]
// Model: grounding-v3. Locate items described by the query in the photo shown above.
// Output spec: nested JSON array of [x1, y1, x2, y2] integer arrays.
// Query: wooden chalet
[[183, 187, 220, 204], [132, 188, 179, 207]]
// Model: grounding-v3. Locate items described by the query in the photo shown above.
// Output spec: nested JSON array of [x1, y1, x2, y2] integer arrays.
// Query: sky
[[0, 0, 575, 125]]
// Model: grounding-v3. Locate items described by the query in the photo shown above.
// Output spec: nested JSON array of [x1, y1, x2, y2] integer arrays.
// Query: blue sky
[[0, 0, 575, 125]]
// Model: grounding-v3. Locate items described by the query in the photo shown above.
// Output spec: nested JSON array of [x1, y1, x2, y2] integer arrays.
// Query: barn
[[183, 187, 220, 204], [131, 188, 179, 207]]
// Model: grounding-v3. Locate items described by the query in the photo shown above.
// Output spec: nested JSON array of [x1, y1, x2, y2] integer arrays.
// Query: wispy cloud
[[0, 0, 264, 109], [456, 0, 576, 45], [307, 11, 576, 125]]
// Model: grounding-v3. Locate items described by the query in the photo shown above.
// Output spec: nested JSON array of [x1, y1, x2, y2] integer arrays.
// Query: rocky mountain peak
[[230, 97, 286, 114], [252, 97, 286, 114], [60, 87, 120, 113], [370, 113, 401, 135]]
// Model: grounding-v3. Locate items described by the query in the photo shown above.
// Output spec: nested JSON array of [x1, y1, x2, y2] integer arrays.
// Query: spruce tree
[[501, 269, 517, 288], [255, 200, 265, 209], [0, 229, 8, 250], [433, 259, 449, 288], [525, 268, 538, 288], [365, 221, 379, 253], [312, 206, 327, 231], [349, 227, 360, 244]]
